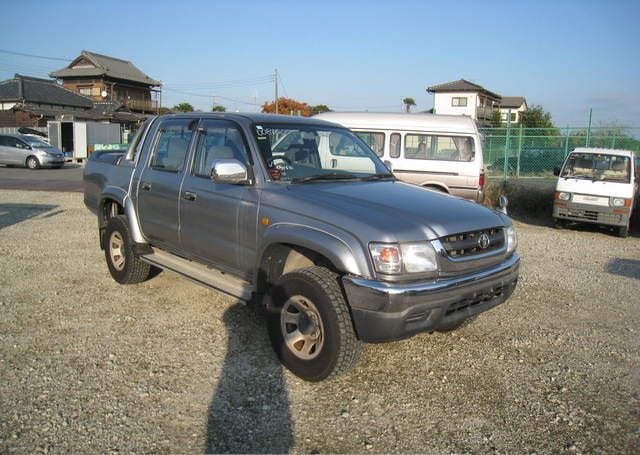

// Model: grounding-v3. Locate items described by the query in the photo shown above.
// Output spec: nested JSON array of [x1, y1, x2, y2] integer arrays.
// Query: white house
[[427, 79, 501, 125], [498, 96, 528, 124], [426, 79, 527, 126]]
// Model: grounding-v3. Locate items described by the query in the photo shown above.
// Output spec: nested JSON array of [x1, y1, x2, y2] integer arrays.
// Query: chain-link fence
[[480, 126, 640, 180]]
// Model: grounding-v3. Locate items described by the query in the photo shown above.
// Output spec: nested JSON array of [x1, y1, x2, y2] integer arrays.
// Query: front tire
[[266, 266, 362, 381], [616, 225, 629, 238], [26, 156, 40, 169], [104, 215, 152, 284]]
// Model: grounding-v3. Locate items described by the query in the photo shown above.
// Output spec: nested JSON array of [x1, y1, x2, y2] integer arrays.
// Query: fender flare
[[257, 222, 371, 279], [98, 187, 146, 244]]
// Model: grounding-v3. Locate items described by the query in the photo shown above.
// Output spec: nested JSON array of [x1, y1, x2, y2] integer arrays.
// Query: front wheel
[[26, 156, 40, 169], [104, 215, 153, 284], [266, 266, 362, 381], [616, 225, 629, 238]]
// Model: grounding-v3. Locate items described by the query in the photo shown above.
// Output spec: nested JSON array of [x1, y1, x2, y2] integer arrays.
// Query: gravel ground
[[0, 190, 638, 454]]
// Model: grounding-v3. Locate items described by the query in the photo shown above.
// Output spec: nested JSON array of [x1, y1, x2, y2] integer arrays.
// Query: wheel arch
[[98, 187, 146, 247], [421, 181, 450, 193], [256, 224, 371, 294]]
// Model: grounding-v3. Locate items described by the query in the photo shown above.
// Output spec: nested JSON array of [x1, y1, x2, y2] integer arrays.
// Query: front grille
[[444, 285, 504, 316], [557, 207, 624, 224], [441, 227, 504, 258]]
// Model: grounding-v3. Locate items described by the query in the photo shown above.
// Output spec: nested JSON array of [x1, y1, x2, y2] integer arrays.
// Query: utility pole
[[274, 68, 279, 114]]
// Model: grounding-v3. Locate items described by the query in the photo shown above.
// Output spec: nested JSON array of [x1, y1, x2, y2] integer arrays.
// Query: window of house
[[355, 131, 385, 157], [150, 119, 197, 172], [500, 112, 517, 122], [404, 134, 475, 162], [78, 87, 92, 96], [192, 120, 250, 178], [389, 133, 401, 158], [451, 97, 468, 107]]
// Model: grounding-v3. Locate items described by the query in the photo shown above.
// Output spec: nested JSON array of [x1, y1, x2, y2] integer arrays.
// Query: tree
[[261, 97, 312, 116], [490, 109, 502, 127], [403, 97, 416, 113], [157, 107, 173, 115], [211, 104, 226, 112], [173, 102, 194, 113], [310, 104, 332, 115], [520, 105, 554, 129]]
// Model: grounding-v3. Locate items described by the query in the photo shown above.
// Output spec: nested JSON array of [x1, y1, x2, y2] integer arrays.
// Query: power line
[[163, 87, 258, 106], [278, 72, 290, 98], [164, 75, 274, 89], [0, 49, 71, 62]]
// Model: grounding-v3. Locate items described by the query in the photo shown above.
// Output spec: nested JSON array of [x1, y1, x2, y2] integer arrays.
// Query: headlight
[[557, 192, 571, 201], [369, 242, 438, 275], [505, 225, 518, 254], [610, 197, 626, 207]]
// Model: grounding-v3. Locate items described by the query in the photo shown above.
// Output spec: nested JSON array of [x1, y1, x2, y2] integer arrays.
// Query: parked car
[[553, 147, 637, 237], [84, 113, 520, 381], [314, 112, 486, 202], [0, 134, 64, 169]]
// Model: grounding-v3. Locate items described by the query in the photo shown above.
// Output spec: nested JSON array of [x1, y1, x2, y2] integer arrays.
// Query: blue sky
[[2, 0, 639, 126]]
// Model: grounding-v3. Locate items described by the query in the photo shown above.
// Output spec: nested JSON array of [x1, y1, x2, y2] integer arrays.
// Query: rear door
[[0, 136, 11, 164], [179, 118, 258, 277], [137, 118, 197, 250], [0, 136, 29, 165]]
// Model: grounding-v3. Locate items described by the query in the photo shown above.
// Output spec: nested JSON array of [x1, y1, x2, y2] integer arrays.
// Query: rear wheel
[[26, 156, 40, 169], [104, 215, 152, 284], [266, 266, 362, 381]]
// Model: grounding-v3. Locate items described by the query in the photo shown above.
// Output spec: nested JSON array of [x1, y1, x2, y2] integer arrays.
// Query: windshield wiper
[[360, 172, 395, 181], [292, 172, 359, 183]]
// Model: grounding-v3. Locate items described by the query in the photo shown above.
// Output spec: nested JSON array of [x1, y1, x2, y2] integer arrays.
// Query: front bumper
[[40, 155, 65, 167], [553, 201, 629, 227], [342, 253, 519, 342]]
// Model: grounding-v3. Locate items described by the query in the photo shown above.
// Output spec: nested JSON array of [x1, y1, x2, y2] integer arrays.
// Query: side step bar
[[141, 248, 253, 301]]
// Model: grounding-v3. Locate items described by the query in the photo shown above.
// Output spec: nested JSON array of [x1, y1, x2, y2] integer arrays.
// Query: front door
[[137, 118, 197, 250], [179, 119, 258, 277]]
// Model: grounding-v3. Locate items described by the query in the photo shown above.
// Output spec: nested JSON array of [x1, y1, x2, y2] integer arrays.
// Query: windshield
[[561, 153, 630, 183], [253, 123, 391, 182], [21, 136, 51, 148]]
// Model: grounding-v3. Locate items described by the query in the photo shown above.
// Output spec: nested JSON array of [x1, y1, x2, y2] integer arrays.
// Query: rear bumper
[[342, 253, 519, 342], [553, 201, 630, 227]]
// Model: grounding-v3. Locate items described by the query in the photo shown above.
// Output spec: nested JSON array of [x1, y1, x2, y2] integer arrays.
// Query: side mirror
[[553, 167, 561, 176], [383, 160, 393, 172], [498, 195, 509, 215], [210, 159, 249, 185]]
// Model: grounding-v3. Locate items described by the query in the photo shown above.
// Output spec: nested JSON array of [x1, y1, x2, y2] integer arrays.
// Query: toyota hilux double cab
[[84, 113, 520, 381]]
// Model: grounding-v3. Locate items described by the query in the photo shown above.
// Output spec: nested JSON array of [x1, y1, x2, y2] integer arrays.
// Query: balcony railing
[[121, 99, 159, 112], [476, 106, 496, 120]]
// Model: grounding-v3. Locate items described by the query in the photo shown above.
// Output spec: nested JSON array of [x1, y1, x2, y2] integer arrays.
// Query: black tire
[[437, 315, 478, 333], [266, 266, 362, 381], [26, 156, 40, 169], [104, 215, 152, 284], [554, 219, 567, 229], [616, 225, 628, 238]]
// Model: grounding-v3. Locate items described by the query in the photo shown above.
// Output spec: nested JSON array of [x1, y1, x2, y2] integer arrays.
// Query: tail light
[[479, 171, 485, 187]]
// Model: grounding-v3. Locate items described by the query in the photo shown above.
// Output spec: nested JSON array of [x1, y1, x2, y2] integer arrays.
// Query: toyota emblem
[[478, 233, 491, 249]]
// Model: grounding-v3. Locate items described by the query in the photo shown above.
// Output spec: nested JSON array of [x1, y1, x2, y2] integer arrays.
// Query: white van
[[314, 112, 485, 202], [553, 148, 637, 237]]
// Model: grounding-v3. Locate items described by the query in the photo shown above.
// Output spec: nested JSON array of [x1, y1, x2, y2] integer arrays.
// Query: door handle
[[183, 191, 197, 201], [141, 182, 152, 191]]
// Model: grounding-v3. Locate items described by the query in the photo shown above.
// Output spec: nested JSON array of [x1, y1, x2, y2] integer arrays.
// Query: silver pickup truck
[[84, 113, 520, 381]]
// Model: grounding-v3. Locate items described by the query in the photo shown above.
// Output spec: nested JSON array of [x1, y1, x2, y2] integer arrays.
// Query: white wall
[[499, 105, 526, 123], [0, 102, 16, 110], [433, 92, 478, 118]]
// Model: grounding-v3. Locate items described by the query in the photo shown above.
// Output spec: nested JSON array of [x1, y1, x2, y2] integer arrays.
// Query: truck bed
[[83, 152, 134, 214]]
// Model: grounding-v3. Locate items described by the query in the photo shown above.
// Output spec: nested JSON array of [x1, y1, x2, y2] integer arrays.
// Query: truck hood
[[271, 180, 506, 241]]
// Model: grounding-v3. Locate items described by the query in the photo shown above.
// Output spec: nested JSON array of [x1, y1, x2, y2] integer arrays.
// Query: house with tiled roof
[[498, 96, 528, 124], [426, 78, 526, 125], [50, 50, 161, 114]]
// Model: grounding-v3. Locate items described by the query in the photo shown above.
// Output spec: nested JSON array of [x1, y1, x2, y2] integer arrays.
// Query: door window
[[192, 120, 251, 178], [390, 133, 401, 158], [150, 119, 197, 172], [355, 131, 385, 157]]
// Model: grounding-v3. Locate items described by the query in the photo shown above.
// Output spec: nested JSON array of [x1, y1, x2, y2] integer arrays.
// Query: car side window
[[150, 119, 197, 172], [390, 133, 401, 158], [192, 120, 251, 178]]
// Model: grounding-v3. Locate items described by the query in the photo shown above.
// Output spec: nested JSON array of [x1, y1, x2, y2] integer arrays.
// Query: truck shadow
[[205, 302, 293, 454], [0, 203, 59, 230], [604, 258, 640, 280]]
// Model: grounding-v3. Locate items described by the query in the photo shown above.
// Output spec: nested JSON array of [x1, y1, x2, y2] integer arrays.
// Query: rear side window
[[0, 136, 8, 146], [192, 119, 251, 178], [355, 131, 385, 157], [404, 134, 475, 162], [390, 133, 401, 158], [150, 119, 197, 172]]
